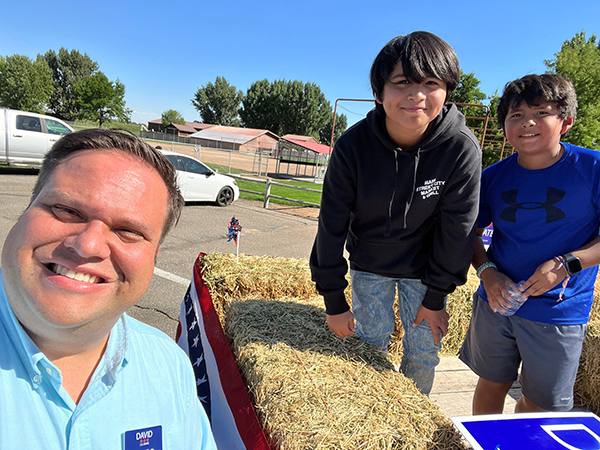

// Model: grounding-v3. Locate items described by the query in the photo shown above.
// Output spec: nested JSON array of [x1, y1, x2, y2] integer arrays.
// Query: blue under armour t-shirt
[[477, 143, 600, 325]]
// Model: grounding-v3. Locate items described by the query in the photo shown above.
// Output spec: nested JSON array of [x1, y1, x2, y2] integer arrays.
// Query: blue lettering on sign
[[452, 413, 600, 450], [124, 425, 162, 450]]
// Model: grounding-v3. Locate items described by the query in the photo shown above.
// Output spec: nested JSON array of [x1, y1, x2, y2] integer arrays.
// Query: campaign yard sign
[[452, 412, 600, 450]]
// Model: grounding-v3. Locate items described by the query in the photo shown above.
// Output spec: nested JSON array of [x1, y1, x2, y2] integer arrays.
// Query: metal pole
[[329, 98, 374, 155], [263, 179, 271, 209]]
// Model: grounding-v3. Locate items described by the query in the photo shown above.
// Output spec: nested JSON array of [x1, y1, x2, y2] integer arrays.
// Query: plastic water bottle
[[498, 281, 527, 316]]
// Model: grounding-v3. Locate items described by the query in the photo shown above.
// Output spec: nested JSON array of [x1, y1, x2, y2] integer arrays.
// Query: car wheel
[[216, 187, 234, 206]]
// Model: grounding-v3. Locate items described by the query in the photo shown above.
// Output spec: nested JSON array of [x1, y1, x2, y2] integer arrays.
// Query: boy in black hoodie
[[310, 31, 481, 394]]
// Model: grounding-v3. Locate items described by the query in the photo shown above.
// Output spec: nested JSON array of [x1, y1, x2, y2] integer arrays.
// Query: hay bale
[[226, 298, 467, 449], [198, 253, 466, 448], [574, 320, 600, 414], [199, 252, 322, 327], [573, 281, 600, 414], [200, 252, 478, 359]]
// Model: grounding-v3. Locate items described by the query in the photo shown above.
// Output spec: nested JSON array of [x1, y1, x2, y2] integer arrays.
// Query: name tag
[[124, 425, 162, 450]]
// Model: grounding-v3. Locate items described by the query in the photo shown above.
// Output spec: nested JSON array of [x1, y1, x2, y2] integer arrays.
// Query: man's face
[[1, 150, 169, 345]]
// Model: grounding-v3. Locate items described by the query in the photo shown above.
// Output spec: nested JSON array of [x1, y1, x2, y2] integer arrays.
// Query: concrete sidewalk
[[430, 356, 520, 418]]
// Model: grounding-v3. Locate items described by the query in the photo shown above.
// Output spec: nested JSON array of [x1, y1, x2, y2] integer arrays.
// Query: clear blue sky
[[2, 0, 598, 128]]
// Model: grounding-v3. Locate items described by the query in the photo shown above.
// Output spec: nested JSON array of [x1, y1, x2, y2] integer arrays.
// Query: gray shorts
[[459, 292, 586, 411]]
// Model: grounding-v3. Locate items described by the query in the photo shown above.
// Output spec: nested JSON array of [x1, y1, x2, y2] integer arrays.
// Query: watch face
[[565, 253, 583, 275]]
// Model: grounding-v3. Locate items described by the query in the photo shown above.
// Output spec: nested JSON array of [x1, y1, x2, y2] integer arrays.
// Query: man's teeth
[[53, 264, 99, 283]]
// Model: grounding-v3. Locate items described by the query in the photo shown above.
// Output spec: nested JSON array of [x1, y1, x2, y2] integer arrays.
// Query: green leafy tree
[[320, 111, 348, 146], [42, 48, 99, 120], [448, 71, 509, 167], [545, 31, 600, 149], [191, 76, 243, 126], [75, 72, 130, 127], [161, 109, 186, 127], [239, 79, 346, 144], [448, 70, 488, 126], [0, 54, 53, 112]]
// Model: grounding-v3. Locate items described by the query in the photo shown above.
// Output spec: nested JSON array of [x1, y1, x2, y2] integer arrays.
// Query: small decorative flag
[[227, 216, 242, 244], [227, 216, 242, 260]]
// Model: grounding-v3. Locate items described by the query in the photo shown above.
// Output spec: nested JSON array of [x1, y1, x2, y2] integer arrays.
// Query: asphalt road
[[0, 168, 319, 338]]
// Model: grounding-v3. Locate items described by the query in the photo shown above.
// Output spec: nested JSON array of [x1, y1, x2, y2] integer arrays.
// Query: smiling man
[[0, 129, 216, 449]]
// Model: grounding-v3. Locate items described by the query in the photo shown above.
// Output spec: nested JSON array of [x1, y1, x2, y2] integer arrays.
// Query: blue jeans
[[350, 269, 442, 395]]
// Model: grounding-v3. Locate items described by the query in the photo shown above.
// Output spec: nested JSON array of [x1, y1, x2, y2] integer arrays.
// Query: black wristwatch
[[562, 252, 582, 276]]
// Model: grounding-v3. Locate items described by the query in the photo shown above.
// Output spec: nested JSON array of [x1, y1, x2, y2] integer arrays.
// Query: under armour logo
[[500, 187, 566, 223]]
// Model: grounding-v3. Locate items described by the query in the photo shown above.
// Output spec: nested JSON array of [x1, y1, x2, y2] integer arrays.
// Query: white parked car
[[159, 150, 240, 206]]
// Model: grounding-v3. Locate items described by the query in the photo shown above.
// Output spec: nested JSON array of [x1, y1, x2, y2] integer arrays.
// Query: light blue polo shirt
[[0, 269, 217, 449]]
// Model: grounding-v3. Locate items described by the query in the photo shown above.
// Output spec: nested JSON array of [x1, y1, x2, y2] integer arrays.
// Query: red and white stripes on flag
[[176, 254, 270, 449]]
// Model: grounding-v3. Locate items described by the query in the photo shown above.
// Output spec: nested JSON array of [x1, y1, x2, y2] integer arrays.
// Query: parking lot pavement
[[134, 198, 319, 337]]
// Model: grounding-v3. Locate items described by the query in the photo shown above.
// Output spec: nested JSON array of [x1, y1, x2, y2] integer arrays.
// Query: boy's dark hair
[[497, 74, 578, 129], [370, 31, 460, 105], [32, 128, 184, 244]]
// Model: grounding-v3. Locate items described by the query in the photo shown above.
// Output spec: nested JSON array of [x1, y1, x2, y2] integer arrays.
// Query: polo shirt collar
[[0, 270, 129, 391]]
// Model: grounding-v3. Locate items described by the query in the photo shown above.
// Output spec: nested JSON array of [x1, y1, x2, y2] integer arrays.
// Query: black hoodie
[[310, 104, 481, 315]]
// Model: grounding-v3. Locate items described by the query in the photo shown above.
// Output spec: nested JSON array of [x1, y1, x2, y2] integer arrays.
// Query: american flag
[[176, 254, 270, 449]]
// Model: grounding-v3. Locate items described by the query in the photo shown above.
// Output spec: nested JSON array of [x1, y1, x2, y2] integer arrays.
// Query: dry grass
[[200, 253, 467, 449], [226, 299, 466, 449], [572, 280, 600, 413], [199, 253, 321, 327], [199, 252, 600, 443], [574, 321, 600, 414]]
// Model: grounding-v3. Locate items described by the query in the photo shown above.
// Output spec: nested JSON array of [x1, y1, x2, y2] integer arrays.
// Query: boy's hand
[[326, 311, 356, 338], [412, 305, 449, 346], [481, 268, 518, 314], [520, 258, 568, 297]]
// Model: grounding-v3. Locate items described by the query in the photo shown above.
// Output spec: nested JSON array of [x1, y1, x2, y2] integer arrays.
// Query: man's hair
[[496, 74, 578, 129], [369, 31, 460, 105], [32, 128, 185, 243]]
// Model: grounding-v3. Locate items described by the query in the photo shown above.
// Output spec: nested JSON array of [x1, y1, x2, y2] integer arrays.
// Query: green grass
[[70, 120, 143, 134], [204, 163, 322, 207]]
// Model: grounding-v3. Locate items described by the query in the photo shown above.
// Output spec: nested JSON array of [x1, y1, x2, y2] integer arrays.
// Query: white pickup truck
[[0, 108, 74, 167]]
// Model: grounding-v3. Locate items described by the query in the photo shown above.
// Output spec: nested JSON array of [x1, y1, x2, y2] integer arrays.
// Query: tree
[[191, 76, 243, 126], [75, 72, 131, 127], [545, 31, 600, 149], [42, 48, 99, 120], [448, 70, 488, 127], [239, 79, 346, 144], [448, 71, 508, 168], [0, 54, 53, 112], [320, 111, 348, 146], [161, 109, 186, 127]]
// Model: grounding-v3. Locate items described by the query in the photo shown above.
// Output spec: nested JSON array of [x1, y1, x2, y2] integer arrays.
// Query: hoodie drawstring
[[404, 149, 421, 228], [385, 148, 421, 235], [384, 150, 399, 237]]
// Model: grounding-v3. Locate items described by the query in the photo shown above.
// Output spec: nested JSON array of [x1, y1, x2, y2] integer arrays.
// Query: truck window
[[16, 115, 42, 132], [45, 119, 71, 135]]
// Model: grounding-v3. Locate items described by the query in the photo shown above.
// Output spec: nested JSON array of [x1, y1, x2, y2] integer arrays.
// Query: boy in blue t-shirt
[[460, 74, 600, 413]]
